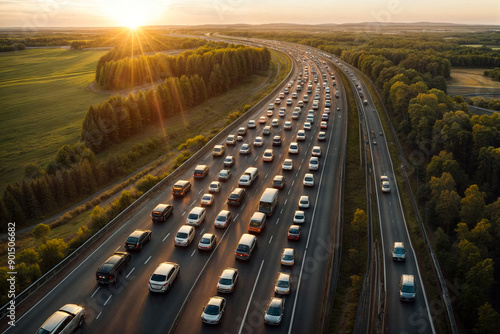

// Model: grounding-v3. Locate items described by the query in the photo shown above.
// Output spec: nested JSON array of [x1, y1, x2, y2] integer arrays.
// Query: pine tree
[[3, 189, 25, 224], [36, 177, 56, 213], [136, 91, 151, 125], [80, 160, 97, 195], [21, 180, 41, 220]]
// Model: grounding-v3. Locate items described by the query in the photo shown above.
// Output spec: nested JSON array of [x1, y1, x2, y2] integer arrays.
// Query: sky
[[0, 0, 498, 28]]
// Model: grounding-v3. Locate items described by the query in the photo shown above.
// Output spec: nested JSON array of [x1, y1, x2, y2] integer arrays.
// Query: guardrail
[[0, 43, 296, 320]]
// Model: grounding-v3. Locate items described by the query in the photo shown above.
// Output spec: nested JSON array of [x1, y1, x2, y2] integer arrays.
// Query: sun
[[100, 0, 165, 28]]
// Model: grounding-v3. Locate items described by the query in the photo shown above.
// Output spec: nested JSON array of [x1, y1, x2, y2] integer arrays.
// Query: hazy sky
[[0, 0, 498, 28]]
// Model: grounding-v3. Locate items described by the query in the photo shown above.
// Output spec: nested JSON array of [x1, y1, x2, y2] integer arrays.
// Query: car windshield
[[296, 213, 304, 219], [177, 232, 188, 238], [283, 254, 293, 260], [300, 200, 308, 204], [289, 228, 299, 234], [216, 216, 226, 222], [127, 237, 138, 243], [394, 248, 405, 254], [151, 274, 166, 282], [250, 221, 262, 227], [402, 285, 415, 293], [311, 160, 318, 164], [305, 177, 313, 181], [200, 238, 211, 244], [205, 305, 220, 315], [202, 196, 211, 201], [277, 280, 289, 288], [210, 184, 218, 189], [219, 278, 232, 285], [267, 305, 281, 316], [237, 245, 249, 252], [188, 213, 199, 219]]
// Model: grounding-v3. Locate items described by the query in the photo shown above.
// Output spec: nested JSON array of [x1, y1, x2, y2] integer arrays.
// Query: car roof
[[208, 296, 225, 307], [195, 164, 207, 169], [201, 233, 214, 239], [270, 297, 283, 307], [277, 272, 291, 281], [178, 225, 194, 233], [221, 268, 237, 278], [40, 311, 70, 331], [218, 210, 230, 217], [300, 195, 309, 200], [274, 175, 285, 180], [154, 262, 177, 275], [129, 229, 148, 238], [283, 248, 294, 255], [190, 206, 205, 214], [394, 242, 404, 248]]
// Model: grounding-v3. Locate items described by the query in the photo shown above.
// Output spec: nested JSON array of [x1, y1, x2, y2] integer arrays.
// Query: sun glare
[[100, 0, 165, 28]]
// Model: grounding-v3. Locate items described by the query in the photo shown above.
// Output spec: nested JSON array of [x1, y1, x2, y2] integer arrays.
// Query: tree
[[351, 208, 367, 237], [32, 223, 50, 244], [474, 302, 500, 334], [456, 239, 482, 275], [435, 189, 461, 233], [18, 248, 40, 265], [24, 163, 44, 179], [460, 184, 486, 227], [38, 238, 67, 273], [20, 180, 40, 220], [90, 205, 107, 231]]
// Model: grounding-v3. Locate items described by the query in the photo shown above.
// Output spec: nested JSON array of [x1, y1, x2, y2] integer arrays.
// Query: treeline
[[83, 45, 270, 152], [95, 42, 261, 90], [484, 68, 500, 81], [0, 43, 25, 52], [466, 97, 500, 111]]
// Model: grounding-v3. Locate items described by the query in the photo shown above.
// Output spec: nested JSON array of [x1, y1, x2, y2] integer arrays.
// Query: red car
[[287, 225, 302, 240]]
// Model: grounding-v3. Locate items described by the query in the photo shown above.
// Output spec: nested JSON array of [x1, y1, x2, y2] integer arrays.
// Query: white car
[[284, 121, 292, 130], [240, 143, 251, 154], [214, 210, 232, 228], [298, 100, 304, 107], [263, 149, 274, 162], [208, 181, 221, 193], [281, 248, 295, 266], [247, 120, 256, 128], [318, 132, 326, 141], [267, 109, 273, 117], [36, 304, 85, 334], [304, 122, 311, 130], [312, 146, 322, 157], [286, 98, 292, 105], [324, 108, 331, 114], [322, 113, 329, 121], [217, 268, 239, 293], [254, 136, 264, 147], [201, 296, 226, 324], [148, 262, 180, 292], [288, 142, 299, 154], [198, 233, 217, 251], [292, 92, 297, 98], [259, 116, 267, 123], [279, 109, 285, 117], [186, 207, 206, 226], [309, 157, 319, 170], [303, 173, 314, 186], [382, 181, 391, 193], [274, 272, 292, 295], [200, 194, 215, 206], [297, 130, 306, 141], [294, 106, 302, 114], [298, 195, 310, 209], [282, 159, 293, 171], [174, 225, 195, 246], [292, 111, 299, 120], [272, 118, 279, 127], [293, 210, 306, 224]]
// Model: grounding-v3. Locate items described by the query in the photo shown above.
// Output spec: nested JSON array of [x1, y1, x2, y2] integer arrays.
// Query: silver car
[[274, 273, 292, 295], [36, 304, 85, 334], [201, 296, 226, 324], [392, 242, 406, 261], [217, 268, 239, 293], [148, 262, 180, 293], [264, 297, 285, 325]]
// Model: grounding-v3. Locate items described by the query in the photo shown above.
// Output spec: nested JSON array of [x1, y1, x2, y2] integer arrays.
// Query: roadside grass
[[364, 80, 449, 333], [328, 69, 368, 333], [0, 48, 109, 191], [0, 50, 291, 265]]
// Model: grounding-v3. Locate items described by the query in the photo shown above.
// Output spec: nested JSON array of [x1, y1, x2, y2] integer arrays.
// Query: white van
[[238, 167, 258, 187]]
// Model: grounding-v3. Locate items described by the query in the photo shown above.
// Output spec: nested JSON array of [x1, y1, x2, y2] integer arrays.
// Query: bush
[[135, 174, 160, 193]]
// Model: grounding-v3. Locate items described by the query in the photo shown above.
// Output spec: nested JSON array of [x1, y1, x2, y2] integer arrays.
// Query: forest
[[224, 29, 500, 331]]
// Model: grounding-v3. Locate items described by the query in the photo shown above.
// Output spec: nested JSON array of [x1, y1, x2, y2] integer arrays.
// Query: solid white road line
[[238, 260, 265, 334]]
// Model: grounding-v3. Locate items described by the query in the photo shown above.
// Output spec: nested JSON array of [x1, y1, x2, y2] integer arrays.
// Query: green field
[[0, 48, 109, 191]]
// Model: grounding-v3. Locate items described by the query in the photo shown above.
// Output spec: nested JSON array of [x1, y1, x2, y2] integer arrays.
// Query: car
[[308, 110, 315, 116], [336, 107, 341, 112], [198, 233, 217, 251], [240, 143, 251, 154], [281, 248, 295, 266], [322, 113, 329, 121], [325, 100, 331, 107], [36, 304, 85, 334], [292, 92, 297, 98], [298, 100, 304, 107], [264, 297, 285, 325], [292, 111, 299, 120], [151, 204, 174, 222], [318, 131, 326, 141], [214, 210, 232, 228], [248, 120, 256, 128], [324, 108, 331, 114], [303, 95, 309, 102], [282, 159, 293, 171], [307, 115, 314, 123], [218, 169, 231, 181], [287, 225, 302, 240], [96, 252, 131, 284], [267, 109, 274, 117], [380, 131, 383, 136], [226, 135, 236, 145], [193, 164, 209, 178], [186, 207, 206, 226], [272, 135, 282, 146], [373, 140, 377, 145], [288, 142, 299, 154], [227, 187, 246, 206], [263, 149, 274, 162], [380, 175, 389, 183], [312, 146, 322, 157], [271, 118, 279, 127], [382, 181, 391, 193], [303, 173, 314, 186], [217, 268, 239, 293], [293, 210, 306, 224], [284, 88, 289, 94], [208, 181, 221, 193], [309, 157, 319, 170], [148, 262, 180, 293], [174, 225, 195, 246], [201, 296, 226, 324], [298, 195, 310, 209], [284, 121, 292, 130], [286, 98, 292, 105], [263, 125, 271, 135], [325, 94, 331, 100], [399, 274, 416, 302], [274, 273, 292, 295], [212, 145, 225, 157], [125, 229, 152, 251], [259, 116, 267, 124], [268, 103, 274, 110], [237, 127, 247, 136], [223, 155, 235, 168], [294, 106, 302, 114], [254, 136, 264, 147], [272, 175, 286, 189], [201, 193, 215, 206], [297, 130, 306, 141], [275, 98, 281, 105], [392, 242, 406, 261], [304, 122, 312, 130], [279, 108, 286, 117], [320, 121, 328, 129]]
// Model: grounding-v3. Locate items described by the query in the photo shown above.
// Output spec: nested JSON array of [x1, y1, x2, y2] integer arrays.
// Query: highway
[[6, 48, 348, 334], [335, 60, 437, 333]]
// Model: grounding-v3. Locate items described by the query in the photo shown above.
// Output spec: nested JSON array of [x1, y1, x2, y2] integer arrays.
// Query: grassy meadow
[[0, 48, 109, 191], [447, 67, 500, 96]]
